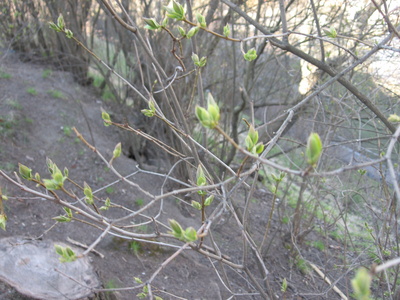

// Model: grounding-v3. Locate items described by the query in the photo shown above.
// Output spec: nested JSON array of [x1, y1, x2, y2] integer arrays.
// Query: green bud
[[255, 143, 264, 154], [198, 56, 207, 67], [281, 278, 288, 292], [351, 268, 371, 299], [34, 173, 41, 181], [192, 53, 207, 67], [248, 125, 258, 144], [271, 173, 278, 182], [191, 53, 199, 64], [84, 182, 93, 205], [323, 27, 337, 38], [137, 293, 147, 299], [54, 244, 64, 256], [65, 29, 73, 38], [223, 24, 230, 37], [53, 215, 71, 223], [43, 179, 59, 191], [358, 169, 367, 176], [245, 135, 254, 151], [244, 48, 257, 61], [183, 227, 198, 242], [196, 165, 207, 187], [186, 26, 199, 38], [48, 22, 61, 32], [57, 14, 65, 30], [161, 17, 169, 27], [66, 246, 75, 257], [305, 132, 323, 166], [168, 219, 183, 238], [1, 194, 8, 201], [206, 93, 220, 124], [196, 13, 206, 28], [388, 114, 400, 123], [63, 167, 69, 178], [143, 18, 161, 30], [18, 163, 32, 180], [134, 277, 143, 284], [191, 200, 202, 210], [53, 171, 64, 185], [46, 157, 55, 174], [102, 111, 111, 126], [204, 195, 214, 206], [178, 26, 186, 37], [63, 207, 73, 218], [164, 1, 185, 20], [195, 105, 212, 128], [0, 214, 7, 231], [142, 100, 156, 117], [113, 142, 122, 159], [195, 93, 220, 129]]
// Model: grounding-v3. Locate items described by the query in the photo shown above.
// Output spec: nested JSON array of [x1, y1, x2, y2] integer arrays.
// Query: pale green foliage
[[168, 219, 198, 242], [195, 92, 220, 129], [245, 125, 264, 155], [54, 244, 77, 263], [305, 133, 322, 166], [244, 48, 257, 61], [143, 18, 161, 30], [351, 268, 372, 300], [388, 114, 400, 122], [164, 1, 185, 20]]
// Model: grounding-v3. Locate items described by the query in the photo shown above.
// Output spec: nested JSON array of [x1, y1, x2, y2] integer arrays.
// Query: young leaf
[[191, 200, 202, 210], [168, 219, 183, 238], [195, 105, 211, 128], [101, 111, 111, 126], [207, 92, 220, 124], [186, 26, 199, 38], [255, 143, 264, 154], [191, 53, 199, 65], [204, 195, 214, 206], [53, 215, 71, 223], [57, 14, 65, 31], [388, 114, 400, 122], [54, 244, 64, 256], [63, 207, 73, 218], [143, 18, 161, 30], [49, 22, 61, 32], [324, 27, 337, 38], [178, 26, 186, 37], [113, 142, 122, 159], [164, 1, 185, 20], [84, 182, 94, 205], [351, 268, 371, 300], [248, 125, 258, 145], [43, 179, 59, 191], [19, 163, 32, 180], [134, 277, 143, 284], [0, 214, 7, 231], [244, 48, 257, 61], [305, 132, 323, 166], [223, 24, 230, 37], [196, 165, 206, 187], [183, 227, 198, 242], [196, 13, 206, 28], [65, 29, 73, 39]]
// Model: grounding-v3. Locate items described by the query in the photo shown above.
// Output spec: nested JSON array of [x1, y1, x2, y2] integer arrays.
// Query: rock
[[0, 237, 100, 300]]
